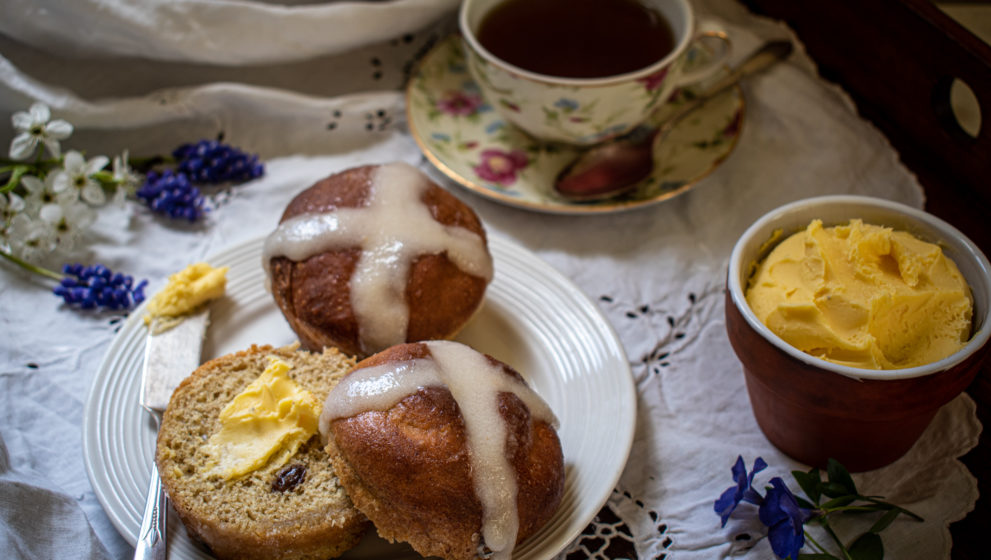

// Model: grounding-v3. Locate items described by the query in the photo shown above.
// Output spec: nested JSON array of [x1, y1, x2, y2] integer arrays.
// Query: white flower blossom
[[1, 191, 25, 222], [50, 198, 97, 252], [9, 102, 73, 160], [111, 150, 141, 205], [54, 150, 110, 205], [7, 212, 57, 260], [20, 174, 69, 223], [1, 192, 26, 244]]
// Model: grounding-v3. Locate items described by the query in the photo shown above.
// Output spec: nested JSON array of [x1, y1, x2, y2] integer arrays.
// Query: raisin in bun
[[264, 163, 493, 358], [319, 341, 565, 560], [156, 344, 368, 560]]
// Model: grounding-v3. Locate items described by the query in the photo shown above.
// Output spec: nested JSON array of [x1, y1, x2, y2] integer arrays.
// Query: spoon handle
[[663, 40, 794, 131], [554, 40, 793, 201], [705, 40, 793, 99]]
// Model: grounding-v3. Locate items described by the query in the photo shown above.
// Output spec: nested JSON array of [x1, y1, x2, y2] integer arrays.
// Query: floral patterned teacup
[[459, 0, 730, 146]]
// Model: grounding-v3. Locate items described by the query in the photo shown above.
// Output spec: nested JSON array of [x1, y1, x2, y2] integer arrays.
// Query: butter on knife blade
[[141, 261, 227, 410], [143, 262, 228, 335]]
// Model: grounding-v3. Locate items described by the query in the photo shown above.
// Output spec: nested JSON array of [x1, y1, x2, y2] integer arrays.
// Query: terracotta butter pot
[[725, 196, 991, 472]]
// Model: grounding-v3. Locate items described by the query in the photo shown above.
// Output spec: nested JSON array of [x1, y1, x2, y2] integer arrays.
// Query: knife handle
[[134, 460, 167, 560]]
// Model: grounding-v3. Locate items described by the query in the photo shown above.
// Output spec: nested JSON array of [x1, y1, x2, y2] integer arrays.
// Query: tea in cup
[[459, 0, 731, 145]]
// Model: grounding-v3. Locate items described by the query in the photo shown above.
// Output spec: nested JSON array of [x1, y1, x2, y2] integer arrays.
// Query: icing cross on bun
[[320, 340, 565, 560], [264, 163, 493, 357]]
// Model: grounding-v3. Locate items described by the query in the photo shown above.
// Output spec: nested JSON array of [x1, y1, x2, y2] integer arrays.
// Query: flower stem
[[128, 154, 174, 173], [820, 522, 853, 560], [822, 505, 889, 515], [803, 530, 832, 556], [0, 156, 60, 167], [1, 164, 32, 193], [0, 249, 63, 281]]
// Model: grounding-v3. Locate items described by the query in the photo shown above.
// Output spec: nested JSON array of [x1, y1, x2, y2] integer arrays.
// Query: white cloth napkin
[[0, 1, 980, 559], [0, 0, 460, 65]]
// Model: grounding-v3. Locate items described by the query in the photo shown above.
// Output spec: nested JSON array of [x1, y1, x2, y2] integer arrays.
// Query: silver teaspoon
[[554, 39, 794, 202]]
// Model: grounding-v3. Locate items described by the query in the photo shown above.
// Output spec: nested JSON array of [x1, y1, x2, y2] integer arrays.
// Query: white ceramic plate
[[83, 234, 636, 559]]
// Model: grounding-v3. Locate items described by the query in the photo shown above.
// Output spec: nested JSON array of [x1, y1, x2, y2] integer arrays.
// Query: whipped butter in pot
[[262, 162, 493, 354], [320, 340, 558, 560]]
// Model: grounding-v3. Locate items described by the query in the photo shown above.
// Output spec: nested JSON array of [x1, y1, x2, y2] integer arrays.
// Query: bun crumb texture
[[156, 344, 368, 560]]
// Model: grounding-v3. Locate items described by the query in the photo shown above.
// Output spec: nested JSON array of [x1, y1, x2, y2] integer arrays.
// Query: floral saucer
[[405, 35, 745, 214]]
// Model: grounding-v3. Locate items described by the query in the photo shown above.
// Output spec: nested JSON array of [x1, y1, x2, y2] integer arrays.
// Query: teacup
[[459, 0, 731, 146]]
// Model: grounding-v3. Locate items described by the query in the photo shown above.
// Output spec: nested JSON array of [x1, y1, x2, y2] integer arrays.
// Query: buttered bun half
[[320, 340, 565, 560], [156, 344, 368, 560], [263, 163, 493, 358]]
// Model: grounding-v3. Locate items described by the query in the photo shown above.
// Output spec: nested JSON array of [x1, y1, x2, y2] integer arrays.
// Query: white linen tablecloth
[[0, 1, 979, 559]]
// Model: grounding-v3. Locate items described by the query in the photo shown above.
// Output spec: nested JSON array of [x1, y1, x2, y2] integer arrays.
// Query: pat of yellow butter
[[144, 262, 228, 332], [205, 356, 321, 480], [746, 219, 972, 369]]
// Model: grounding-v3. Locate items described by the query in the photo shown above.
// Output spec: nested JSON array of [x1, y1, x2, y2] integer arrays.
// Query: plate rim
[[82, 233, 637, 559], [404, 33, 744, 215]]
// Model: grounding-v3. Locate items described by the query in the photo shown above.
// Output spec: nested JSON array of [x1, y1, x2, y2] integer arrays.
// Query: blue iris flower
[[714, 455, 767, 526], [759, 477, 811, 560]]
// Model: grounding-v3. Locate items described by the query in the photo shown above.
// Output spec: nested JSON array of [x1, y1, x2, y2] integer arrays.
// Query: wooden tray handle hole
[[934, 75, 983, 140]]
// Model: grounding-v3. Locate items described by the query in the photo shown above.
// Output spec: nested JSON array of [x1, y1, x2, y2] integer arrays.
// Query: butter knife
[[134, 308, 210, 560]]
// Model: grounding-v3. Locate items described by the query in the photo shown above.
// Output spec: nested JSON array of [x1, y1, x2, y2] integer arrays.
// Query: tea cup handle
[[673, 21, 732, 86]]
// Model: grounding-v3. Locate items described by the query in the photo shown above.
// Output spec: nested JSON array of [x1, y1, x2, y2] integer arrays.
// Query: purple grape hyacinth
[[172, 139, 264, 184], [53, 263, 147, 311], [135, 170, 205, 222], [134, 139, 264, 221]]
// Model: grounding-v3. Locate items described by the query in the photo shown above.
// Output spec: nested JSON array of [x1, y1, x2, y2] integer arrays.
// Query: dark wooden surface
[[741, 1, 989, 558]]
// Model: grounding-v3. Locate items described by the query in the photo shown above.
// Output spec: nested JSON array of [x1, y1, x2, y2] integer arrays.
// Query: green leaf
[[822, 482, 855, 499], [793, 468, 822, 504], [798, 554, 842, 560], [796, 496, 817, 510], [869, 507, 902, 533], [820, 495, 857, 509], [859, 497, 924, 522], [848, 532, 883, 560], [826, 459, 858, 496]]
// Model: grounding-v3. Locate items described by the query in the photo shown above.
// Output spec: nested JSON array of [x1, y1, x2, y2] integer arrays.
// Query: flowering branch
[[790, 459, 922, 559], [0, 102, 263, 312], [714, 456, 922, 560]]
